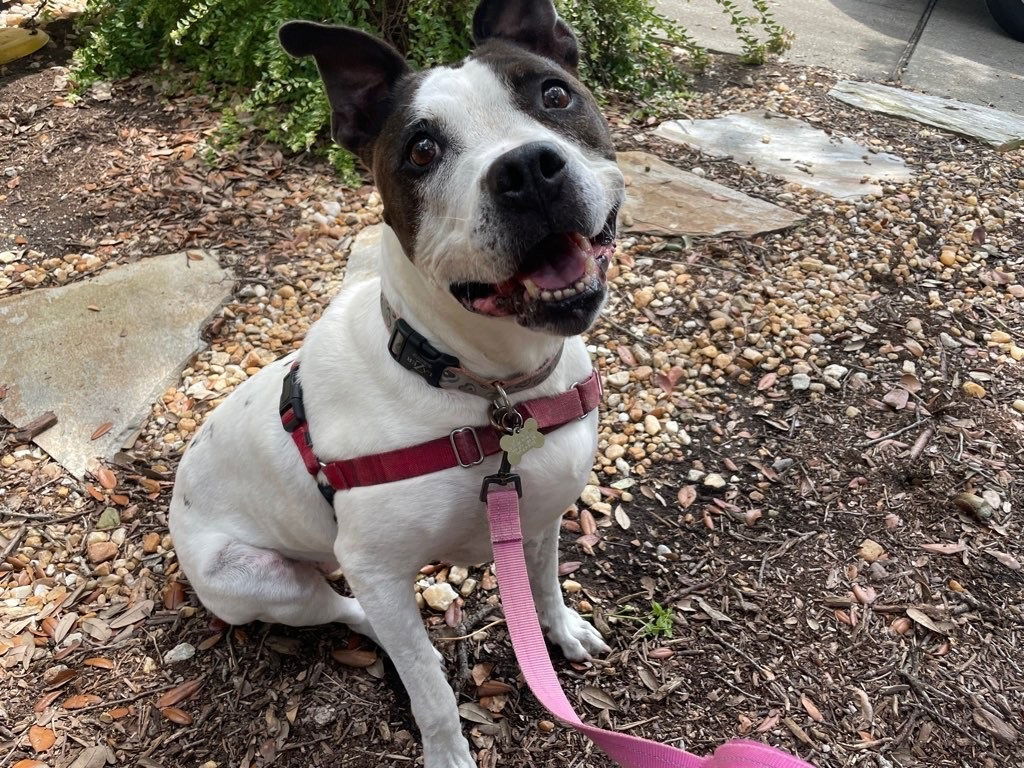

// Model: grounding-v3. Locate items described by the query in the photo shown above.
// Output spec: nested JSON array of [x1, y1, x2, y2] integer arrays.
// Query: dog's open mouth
[[451, 210, 616, 320]]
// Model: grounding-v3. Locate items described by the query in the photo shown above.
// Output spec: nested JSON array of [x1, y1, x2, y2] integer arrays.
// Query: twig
[[908, 426, 934, 460], [436, 618, 506, 642], [857, 418, 930, 449], [0, 525, 27, 561], [70, 682, 181, 713]]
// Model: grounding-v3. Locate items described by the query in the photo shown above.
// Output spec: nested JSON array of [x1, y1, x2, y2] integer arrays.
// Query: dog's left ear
[[472, 0, 580, 73]]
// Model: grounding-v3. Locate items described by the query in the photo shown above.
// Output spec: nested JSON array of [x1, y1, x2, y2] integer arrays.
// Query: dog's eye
[[542, 82, 572, 110], [408, 135, 439, 167]]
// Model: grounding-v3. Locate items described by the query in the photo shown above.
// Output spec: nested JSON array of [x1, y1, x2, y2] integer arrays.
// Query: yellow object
[[0, 27, 50, 65]]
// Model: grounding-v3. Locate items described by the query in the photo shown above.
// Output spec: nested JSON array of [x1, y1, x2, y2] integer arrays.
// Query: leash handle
[[486, 487, 817, 768]]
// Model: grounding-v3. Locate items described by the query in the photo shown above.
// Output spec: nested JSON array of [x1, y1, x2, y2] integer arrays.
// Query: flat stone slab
[[345, 224, 382, 283], [654, 111, 914, 200], [0, 253, 233, 478], [617, 151, 804, 238], [829, 80, 1024, 152]]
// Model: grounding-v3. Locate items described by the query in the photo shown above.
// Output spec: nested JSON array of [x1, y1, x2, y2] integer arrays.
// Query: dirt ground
[[2, 20, 1023, 768]]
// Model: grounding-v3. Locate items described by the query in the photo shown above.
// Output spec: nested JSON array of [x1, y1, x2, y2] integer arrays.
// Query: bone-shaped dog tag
[[499, 418, 545, 466]]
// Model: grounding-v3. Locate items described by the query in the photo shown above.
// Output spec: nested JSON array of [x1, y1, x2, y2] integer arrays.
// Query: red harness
[[279, 363, 601, 497]]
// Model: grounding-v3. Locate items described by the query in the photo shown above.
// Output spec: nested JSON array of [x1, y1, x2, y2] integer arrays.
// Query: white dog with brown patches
[[169, 1, 624, 765]]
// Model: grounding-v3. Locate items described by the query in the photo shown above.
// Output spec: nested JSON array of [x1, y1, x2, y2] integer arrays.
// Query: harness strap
[[280, 364, 601, 494]]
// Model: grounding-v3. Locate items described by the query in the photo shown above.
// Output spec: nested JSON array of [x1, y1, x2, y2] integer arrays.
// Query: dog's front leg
[[526, 518, 610, 661], [342, 558, 475, 768]]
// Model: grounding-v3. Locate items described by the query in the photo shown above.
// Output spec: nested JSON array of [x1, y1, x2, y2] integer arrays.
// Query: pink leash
[[486, 487, 816, 768]]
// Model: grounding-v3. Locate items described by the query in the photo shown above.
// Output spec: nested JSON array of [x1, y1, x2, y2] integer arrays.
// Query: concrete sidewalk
[[659, 0, 1024, 114]]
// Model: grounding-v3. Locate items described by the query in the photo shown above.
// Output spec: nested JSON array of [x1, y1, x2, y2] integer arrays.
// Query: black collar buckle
[[279, 366, 306, 432], [387, 317, 460, 388]]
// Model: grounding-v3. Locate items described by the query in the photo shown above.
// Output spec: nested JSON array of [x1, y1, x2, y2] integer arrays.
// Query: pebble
[[87, 541, 118, 564], [422, 583, 458, 612], [562, 579, 583, 593], [962, 381, 986, 398], [1012, 400, 1024, 414], [312, 705, 338, 727], [447, 565, 469, 586], [604, 444, 626, 461], [791, 373, 811, 391], [606, 371, 630, 389], [823, 364, 848, 380], [460, 578, 478, 597], [859, 539, 885, 563], [579, 485, 602, 507], [703, 473, 727, 489], [643, 414, 660, 435], [163, 642, 196, 664]]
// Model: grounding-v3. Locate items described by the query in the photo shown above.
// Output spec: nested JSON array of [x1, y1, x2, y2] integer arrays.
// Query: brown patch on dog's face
[[370, 71, 431, 259]]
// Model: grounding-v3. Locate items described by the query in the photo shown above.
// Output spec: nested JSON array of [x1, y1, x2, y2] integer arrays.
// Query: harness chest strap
[[279, 364, 602, 494]]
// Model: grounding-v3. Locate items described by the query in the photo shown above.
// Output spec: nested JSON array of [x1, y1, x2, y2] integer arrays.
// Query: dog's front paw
[[543, 607, 610, 662], [423, 738, 476, 768]]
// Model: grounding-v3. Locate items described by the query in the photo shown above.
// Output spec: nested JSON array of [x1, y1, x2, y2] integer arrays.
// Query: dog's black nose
[[486, 141, 567, 210]]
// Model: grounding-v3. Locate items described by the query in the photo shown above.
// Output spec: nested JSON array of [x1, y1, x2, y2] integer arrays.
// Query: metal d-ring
[[489, 383, 524, 435]]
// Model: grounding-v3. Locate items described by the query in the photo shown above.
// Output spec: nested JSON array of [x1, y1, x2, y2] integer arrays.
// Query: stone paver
[[830, 80, 1024, 151], [654, 110, 914, 199], [0, 253, 233, 477], [617, 151, 804, 237], [345, 223, 382, 282]]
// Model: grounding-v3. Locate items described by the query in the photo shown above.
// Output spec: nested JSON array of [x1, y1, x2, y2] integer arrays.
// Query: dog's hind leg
[[182, 534, 378, 639]]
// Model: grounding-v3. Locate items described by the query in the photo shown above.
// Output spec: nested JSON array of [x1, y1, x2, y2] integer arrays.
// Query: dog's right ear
[[279, 21, 410, 161]]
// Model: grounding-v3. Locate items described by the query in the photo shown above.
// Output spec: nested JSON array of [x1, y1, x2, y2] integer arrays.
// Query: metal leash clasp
[[480, 384, 525, 500]]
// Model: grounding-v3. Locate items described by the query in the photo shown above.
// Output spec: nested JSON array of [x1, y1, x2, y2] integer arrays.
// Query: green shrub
[[72, 0, 787, 173]]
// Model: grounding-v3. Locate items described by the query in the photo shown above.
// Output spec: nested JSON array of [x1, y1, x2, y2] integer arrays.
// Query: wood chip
[[90, 422, 113, 440], [13, 411, 57, 442]]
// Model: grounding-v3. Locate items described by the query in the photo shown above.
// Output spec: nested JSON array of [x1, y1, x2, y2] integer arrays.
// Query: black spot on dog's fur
[[183, 496, 193, 509]]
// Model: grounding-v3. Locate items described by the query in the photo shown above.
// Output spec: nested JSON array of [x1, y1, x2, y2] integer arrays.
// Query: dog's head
[[279, 0, 623, 337]]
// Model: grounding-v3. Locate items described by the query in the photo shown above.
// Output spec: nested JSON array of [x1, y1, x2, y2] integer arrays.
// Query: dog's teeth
[[553, 289, 564, 300], [522, 278, 541, 299], [541, 290, 554, 301], [574, 280, 585, 291]]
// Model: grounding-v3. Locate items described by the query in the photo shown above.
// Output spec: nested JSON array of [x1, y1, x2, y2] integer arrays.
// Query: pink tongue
[[471, 294, 515, 316], [525, 242, 588, 290]]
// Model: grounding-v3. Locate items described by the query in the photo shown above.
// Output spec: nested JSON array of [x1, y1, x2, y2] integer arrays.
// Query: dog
[[168, 1, 625, 765]]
